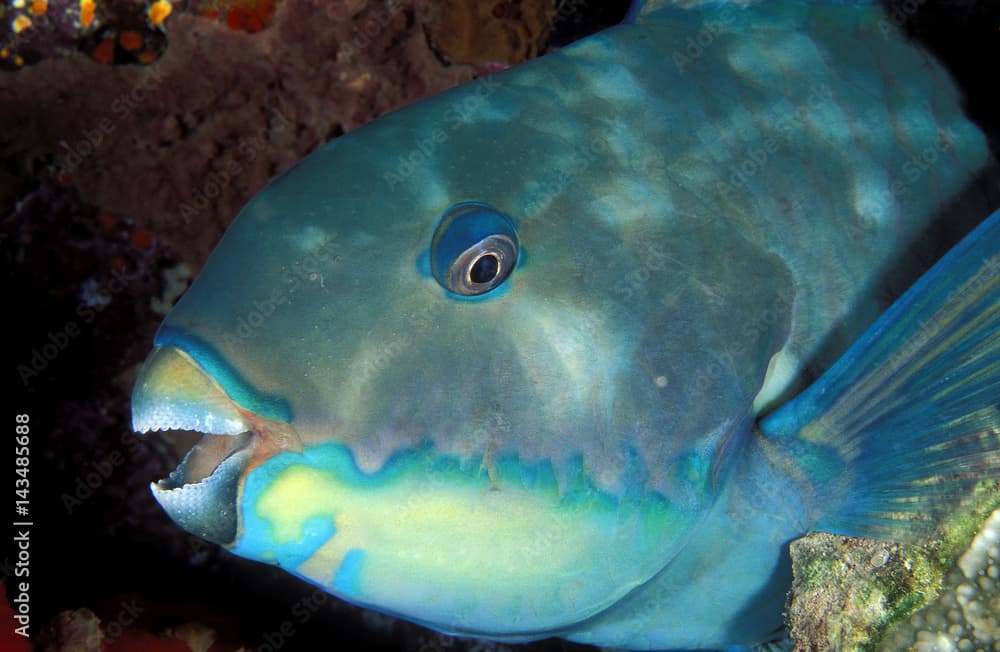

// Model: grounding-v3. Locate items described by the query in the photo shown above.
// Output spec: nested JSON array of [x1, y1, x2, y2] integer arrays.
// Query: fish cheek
[[621, 221, 796, 499]]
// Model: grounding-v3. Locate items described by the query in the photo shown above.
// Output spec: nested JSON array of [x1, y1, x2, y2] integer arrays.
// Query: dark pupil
[[470, 254, 500, 284]]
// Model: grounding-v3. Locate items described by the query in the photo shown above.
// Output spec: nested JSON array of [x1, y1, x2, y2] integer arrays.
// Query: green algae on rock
[[879, 499, 1000, 651], [788, 482, 1000, 651], [788, 534, 938, 651]]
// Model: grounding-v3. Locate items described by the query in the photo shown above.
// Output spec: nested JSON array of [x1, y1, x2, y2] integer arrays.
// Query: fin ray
[[760, 210, 1000, 540]]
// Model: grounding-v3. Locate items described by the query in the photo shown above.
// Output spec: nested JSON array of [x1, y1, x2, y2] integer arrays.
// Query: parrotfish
[[131, 0, 1000, 649]]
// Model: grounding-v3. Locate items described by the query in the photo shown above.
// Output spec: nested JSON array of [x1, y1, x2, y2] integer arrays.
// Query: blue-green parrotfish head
[[131, 29, 795, 639], [128, 0, 1000, 646]]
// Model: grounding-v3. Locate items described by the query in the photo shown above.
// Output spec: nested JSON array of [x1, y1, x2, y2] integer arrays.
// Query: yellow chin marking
[[244, 447, 692, 631], [254, 464, 632, 599]]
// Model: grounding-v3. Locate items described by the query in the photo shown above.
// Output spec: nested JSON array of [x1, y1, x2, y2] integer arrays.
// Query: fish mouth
[[132, 346, 299, 545]]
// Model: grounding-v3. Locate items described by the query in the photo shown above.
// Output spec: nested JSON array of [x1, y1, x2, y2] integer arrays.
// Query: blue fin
[[623, 0, 644, 23], [760, 210, 1000, 540]]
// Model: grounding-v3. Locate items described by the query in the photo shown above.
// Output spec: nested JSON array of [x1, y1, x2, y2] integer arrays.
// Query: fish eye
[[430, 202, 518, 296]]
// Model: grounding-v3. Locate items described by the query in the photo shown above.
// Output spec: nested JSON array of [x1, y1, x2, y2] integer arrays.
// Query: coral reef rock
[[1, 0, 473, 265], [789, 484, 1000, 651], [880, 506, 1000, 651], [428, 0, 555, 64]]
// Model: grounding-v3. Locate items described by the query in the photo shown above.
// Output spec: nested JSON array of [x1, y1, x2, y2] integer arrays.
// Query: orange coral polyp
[[12, 15, 32, 33], [119, 31, 143, 51], [92, 37, 114, 63], [79, 0, 95, 27], [148, 0, 172, 26]]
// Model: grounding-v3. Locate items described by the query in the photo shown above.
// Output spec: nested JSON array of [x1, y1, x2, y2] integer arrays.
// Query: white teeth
[[132, 407, 247, 436], [151, 447, 251, 545]]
